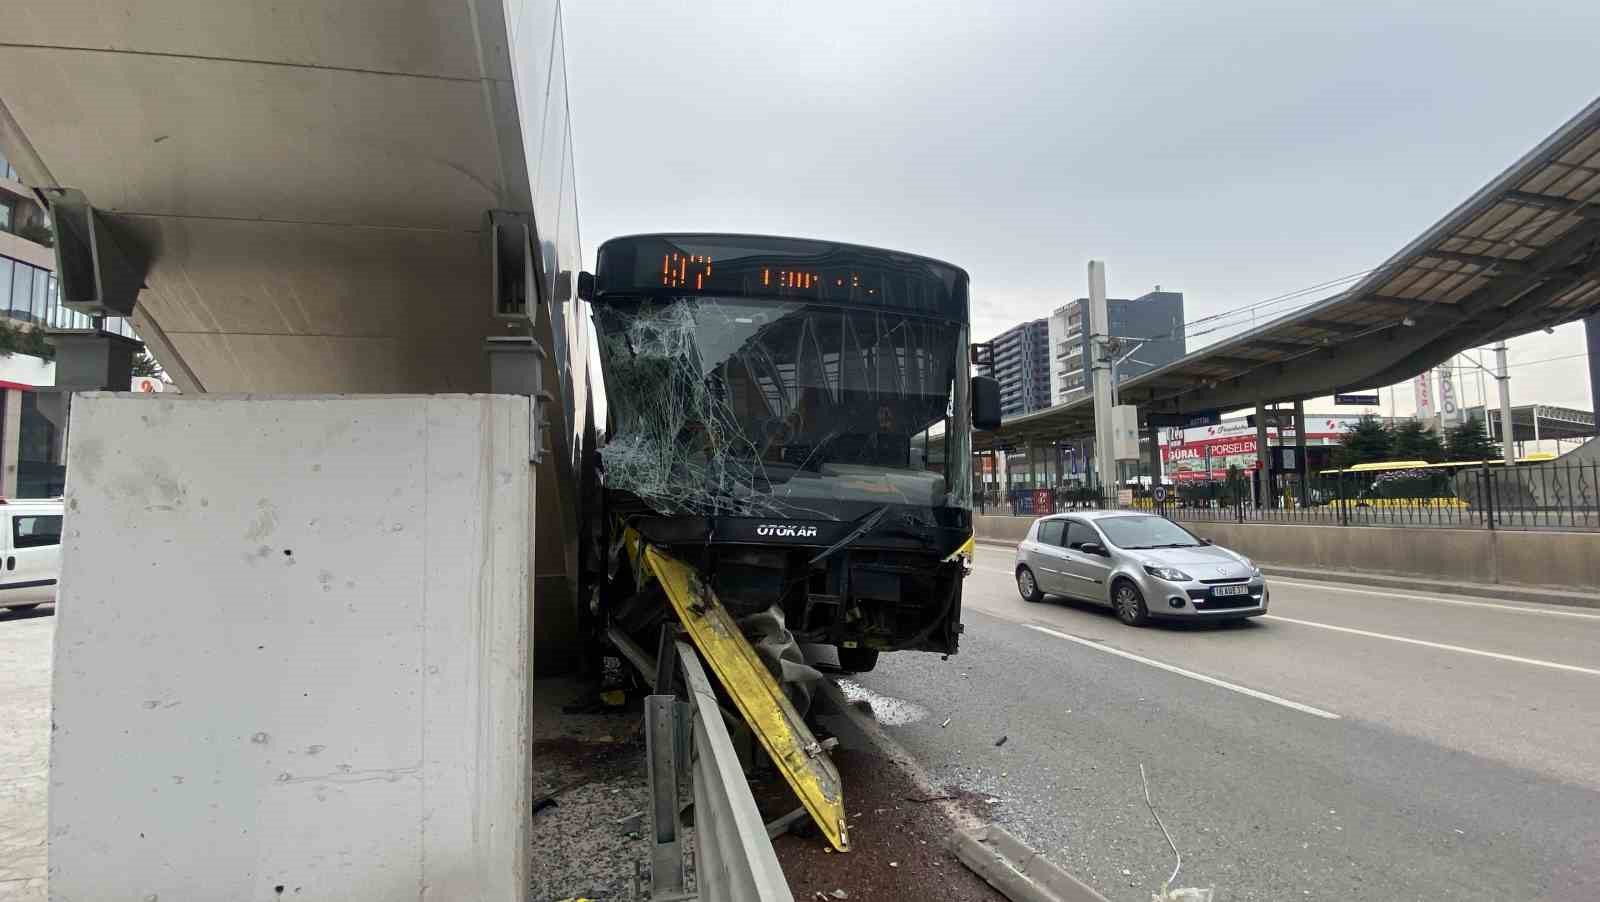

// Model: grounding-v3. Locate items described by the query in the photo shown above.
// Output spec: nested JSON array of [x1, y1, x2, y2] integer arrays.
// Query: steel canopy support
[[1255, 400, 1271, 509], [1588, 312, 1600, 417], [1294, 399, 1307, 507]]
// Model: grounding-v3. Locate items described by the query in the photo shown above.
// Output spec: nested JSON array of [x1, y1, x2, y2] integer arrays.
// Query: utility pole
[[1494, 340, 1515, 468], [1089, 260, 1116, 492]]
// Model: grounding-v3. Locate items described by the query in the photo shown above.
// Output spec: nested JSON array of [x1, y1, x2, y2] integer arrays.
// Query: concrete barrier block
[[1496, 529, 1600, 590], [50, 394, 533, 901], [976, 514, 1035, 544], [983, 513, 1600, 595]]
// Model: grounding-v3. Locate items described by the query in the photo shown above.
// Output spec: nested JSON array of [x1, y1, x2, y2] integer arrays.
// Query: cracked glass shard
[[595, 296, 969, 518]]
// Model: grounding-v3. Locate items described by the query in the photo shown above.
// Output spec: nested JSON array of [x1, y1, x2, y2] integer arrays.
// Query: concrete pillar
[[49, 395, 535, 901], [0, 389, 19, 498], [1255, 400, 1271, 508], [1495, 341, 1515, 468], [1027, 439, 1038, 488]]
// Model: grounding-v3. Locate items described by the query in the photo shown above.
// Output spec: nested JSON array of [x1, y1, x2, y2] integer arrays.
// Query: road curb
[[814, 679, 1115, 902], [948, 824, 1111, 902], [974, 539, 1600, 610]]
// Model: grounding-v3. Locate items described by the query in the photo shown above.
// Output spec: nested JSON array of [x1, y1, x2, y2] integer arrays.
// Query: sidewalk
[[0, 607, 53, 902]]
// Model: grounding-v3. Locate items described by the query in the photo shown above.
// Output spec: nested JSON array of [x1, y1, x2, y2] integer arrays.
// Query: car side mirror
[[971, 375, 1002, 431], [1079, 541, 1107, 557]]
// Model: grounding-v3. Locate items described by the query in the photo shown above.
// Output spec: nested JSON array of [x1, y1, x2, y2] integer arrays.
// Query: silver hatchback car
[[1014, 511, 1268, 626]]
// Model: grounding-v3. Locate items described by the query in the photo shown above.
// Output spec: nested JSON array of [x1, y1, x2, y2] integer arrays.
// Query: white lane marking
[[1262, 615, 1600, 677], [1024, 624, 1341, 719], [1269, 578, 1600, 621]]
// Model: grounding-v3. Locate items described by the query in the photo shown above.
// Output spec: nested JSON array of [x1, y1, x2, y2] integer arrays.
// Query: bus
[[586, 234, 1000, 673]]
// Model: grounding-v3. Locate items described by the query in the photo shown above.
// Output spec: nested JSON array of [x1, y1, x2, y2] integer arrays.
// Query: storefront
[[1159, 414, 1363, 483]]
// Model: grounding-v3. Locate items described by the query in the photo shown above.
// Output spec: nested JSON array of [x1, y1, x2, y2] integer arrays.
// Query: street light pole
[[1494, 341, 1515, 468], [1089, 261, 1117, 493]]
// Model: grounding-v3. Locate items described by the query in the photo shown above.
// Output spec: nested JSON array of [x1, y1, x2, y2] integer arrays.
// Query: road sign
[[1147, 409, 1221, 429], [1334, 393, 1380, 406], [1246, 412, 1298, 428]]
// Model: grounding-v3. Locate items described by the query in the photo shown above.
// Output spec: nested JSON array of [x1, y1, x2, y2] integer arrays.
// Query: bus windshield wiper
[[808, 505, 892, 566]]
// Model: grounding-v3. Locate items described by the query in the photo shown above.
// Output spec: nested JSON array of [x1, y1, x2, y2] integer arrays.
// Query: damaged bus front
[[589, 234, 1001, 674]]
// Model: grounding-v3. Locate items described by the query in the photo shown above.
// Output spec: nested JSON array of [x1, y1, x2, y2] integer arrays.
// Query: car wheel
[[1112, 580, 1149, 627], [1016, 566, 1044, 603], [836, 646, 879, 674]]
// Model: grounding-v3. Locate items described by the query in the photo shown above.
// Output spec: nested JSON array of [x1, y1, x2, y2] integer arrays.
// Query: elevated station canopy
[[974, 96, 1600, 451], [1468, 403, 1597, 444]]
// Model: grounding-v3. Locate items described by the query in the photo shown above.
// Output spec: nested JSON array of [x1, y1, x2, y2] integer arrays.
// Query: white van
[[0, 499, 63, 611]]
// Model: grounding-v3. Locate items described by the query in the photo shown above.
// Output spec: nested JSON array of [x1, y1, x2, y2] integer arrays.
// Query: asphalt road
[[848, 547, 1600, 902]]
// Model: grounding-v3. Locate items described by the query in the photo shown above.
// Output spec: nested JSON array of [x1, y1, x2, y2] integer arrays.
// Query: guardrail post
[[645, 632, 689, 899]]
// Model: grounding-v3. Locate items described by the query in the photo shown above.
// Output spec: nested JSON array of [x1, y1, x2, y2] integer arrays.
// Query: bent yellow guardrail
[[637, 541, 850, 852]]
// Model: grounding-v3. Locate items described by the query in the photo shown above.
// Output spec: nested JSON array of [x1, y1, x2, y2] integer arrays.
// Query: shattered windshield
[[596, 296, 971, 518]]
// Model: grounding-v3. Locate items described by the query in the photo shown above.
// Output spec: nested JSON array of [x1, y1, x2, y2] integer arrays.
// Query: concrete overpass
[[0, 0, 595, 671]]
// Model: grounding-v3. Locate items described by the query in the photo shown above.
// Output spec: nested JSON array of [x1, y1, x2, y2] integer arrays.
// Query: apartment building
[[1046, 289, 1186, 405]]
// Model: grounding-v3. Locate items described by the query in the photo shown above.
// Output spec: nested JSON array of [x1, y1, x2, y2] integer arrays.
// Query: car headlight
[[1143, 565, 1192, 581], [1242, 558, 1262, 576]]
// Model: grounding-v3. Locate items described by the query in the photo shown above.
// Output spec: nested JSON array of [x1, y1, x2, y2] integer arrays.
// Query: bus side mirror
[[971, 376, 1002, 431], [577, 271, 595, 301]]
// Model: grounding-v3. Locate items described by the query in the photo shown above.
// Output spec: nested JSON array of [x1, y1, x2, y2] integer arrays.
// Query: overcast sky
[[565, 0, 1600, 422]]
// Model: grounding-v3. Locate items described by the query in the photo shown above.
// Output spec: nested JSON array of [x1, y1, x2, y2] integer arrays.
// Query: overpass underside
[[0, 0, 593, 671]]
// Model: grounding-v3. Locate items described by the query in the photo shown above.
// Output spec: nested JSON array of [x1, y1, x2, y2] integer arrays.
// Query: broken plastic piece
[[1155, 890, 1214, 902]]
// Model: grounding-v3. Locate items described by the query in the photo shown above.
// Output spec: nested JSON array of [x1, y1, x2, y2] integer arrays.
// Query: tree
[[1390, 418, 1446, 462], [1333, 414, 1392, 466], [17, 326, 53, 361], [1445, 414, 1499, 462], [131, 350, 164, 378], [0, 321, 54, 360]]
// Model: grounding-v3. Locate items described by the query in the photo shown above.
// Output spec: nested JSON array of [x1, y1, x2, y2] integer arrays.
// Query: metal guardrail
[[985, 460, 1600, 532], [643, 636, 795, 902]]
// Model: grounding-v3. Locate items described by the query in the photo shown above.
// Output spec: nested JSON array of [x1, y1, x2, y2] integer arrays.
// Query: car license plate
[[1212, 584, 1250, 597]]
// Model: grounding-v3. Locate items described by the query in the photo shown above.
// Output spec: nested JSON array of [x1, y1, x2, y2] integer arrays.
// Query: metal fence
[[986, 460, 1600, 532], [642, 634, 795, 902]]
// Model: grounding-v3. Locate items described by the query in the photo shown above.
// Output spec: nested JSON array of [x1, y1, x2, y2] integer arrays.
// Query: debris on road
[[994, 735, 1008, 747], [532, 776, 592, 815], [1141, 763, 1215, 902], [941, 718, 953, 728]]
